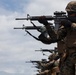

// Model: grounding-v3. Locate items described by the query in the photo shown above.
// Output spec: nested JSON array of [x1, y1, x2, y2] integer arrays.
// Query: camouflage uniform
[[45, 23, 67, 73], [57, 39, 66, 71], [38, 1, 76, 74], [38, 17, 65, 75], [58, 1, 76, 75], [58, 23, 76, 75], [39, 53, 60, 75]]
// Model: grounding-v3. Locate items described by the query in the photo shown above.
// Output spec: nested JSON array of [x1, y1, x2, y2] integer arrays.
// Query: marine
[[38, 1, 76, 75], [58, 1, 76, 75], [37, 53, 60, 75]]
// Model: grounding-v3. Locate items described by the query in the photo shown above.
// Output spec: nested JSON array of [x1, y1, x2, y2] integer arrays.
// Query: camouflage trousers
[[59, 52, 76, 75]]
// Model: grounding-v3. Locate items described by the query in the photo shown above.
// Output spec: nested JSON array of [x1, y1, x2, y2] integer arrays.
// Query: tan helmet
[[48, 53, 56, 60], [65, 1, 76, 12]]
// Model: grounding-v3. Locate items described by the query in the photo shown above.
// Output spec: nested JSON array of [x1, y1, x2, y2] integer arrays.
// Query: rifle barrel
[[15, 16, 67, 21], [15, 16, 54, 21], [35, 49, 53, 51], [35, 49, 58, 53], [15, 18, 27, 20], [14, 26, 42, 30]]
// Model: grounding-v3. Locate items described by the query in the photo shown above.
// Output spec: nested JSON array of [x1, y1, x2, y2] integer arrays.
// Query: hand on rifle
[[37, 61, 41, 65], [60, 19, 72, 28], [54, 55, 60, 60], [38, 16, 49, 25]]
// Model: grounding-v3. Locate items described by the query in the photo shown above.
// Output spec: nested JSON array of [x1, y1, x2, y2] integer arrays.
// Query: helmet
[[48, 53, 56, 60], [65, 1, 76, 12]]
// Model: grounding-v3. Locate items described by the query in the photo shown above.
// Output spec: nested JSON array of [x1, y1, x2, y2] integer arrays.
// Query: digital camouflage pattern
[[58, 22, 76, 75], [38, 53, 60, 75], [66, 1, 76, 12], [59, 48, 76, 75]]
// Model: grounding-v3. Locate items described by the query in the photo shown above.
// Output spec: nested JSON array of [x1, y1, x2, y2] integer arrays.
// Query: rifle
[[26, 60, 40, 63], [35, 48, 58, 53], [14, 25, 42, 30], [15, 11, 67, 30], [32, 65, 43, 69], [26, 60, 49, 70], [25, 59, 48, 64], [35, 49, 57, 53], [14, 23, 55, 44]]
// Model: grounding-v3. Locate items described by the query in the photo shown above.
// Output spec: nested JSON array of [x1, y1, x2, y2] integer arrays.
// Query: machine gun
[[15, 11, 67, 30]]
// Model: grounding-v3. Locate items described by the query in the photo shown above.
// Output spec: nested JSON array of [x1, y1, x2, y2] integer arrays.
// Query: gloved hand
[[38, 16, 49, 25], [60, 19, 72, 28], [54, 55, 60, 60]]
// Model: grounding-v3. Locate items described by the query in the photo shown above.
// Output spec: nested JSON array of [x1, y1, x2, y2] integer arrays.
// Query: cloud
[[0, 0, 30, 13], [24, 0, 72, 15]]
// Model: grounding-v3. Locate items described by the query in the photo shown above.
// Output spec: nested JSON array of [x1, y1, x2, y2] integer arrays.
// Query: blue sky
[[0, 0, 30, 12], [0, 0, 73, 75]]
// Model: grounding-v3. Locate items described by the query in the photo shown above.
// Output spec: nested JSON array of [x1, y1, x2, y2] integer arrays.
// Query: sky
[[0, 0, 74, 75]]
